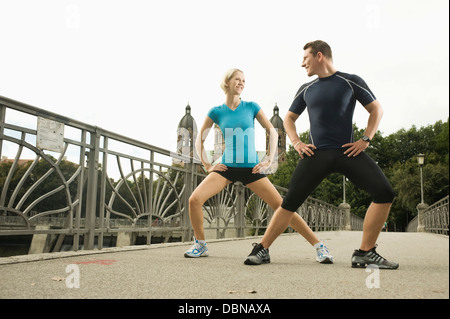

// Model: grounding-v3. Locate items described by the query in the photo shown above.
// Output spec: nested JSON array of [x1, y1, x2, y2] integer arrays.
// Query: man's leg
[[260, 207, 296, 248], [244, 151, 333, 265], [338, 152, 394, 250], [338, 152, 398, 269], [246, 177, 320, 247], [360, 202, 391, 251], [352, 201, 398, 269], [259, 153, 330, 249]]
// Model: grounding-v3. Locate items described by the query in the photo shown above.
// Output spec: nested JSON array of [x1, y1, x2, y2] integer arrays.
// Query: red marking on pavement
[[74, 259, 117, 265]]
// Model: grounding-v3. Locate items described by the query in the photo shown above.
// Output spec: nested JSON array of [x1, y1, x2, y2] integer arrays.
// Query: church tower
[[175, 104, 197, 164], [266, 103, 286, 164], [212, 124, 224, 164]]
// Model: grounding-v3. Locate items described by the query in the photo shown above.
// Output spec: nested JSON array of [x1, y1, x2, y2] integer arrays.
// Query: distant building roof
[[0, 157, 32, 166], [178, 104, 197, 132], [270, 104, 285, 131]]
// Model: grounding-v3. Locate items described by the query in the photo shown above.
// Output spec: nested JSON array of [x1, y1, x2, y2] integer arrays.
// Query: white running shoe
[[184, 238, 209, 258], [316, 243, 334, 264]]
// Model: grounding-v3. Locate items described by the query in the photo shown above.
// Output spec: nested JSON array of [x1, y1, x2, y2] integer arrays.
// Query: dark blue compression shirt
[[289, 71, 376, 149]]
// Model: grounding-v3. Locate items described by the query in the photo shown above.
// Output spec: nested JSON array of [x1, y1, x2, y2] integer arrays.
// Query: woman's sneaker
[[184, 238, 209, 258], [351, 246, 399, 269], [244, 243, 270, 265], [315, 243, 334, 264]]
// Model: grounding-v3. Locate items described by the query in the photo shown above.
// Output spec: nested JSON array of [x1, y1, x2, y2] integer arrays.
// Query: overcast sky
[[1, 0, 449, 157]]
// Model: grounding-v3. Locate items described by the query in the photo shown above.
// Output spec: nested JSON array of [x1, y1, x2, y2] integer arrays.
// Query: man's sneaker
[[316, 243, 334, 264], [184, 238, 209, 258], [244, 243, 270, 265], [351, 246, 399, 269]]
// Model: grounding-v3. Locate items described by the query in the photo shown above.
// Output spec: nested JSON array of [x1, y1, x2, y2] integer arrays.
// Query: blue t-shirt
[[207, 100, 261, 167], [289, 71, 376, 149]]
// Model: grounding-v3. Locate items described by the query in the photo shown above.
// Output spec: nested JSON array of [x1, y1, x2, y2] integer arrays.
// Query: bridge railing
[[407, 196, 449, 235], [0, 95, 362, 254]]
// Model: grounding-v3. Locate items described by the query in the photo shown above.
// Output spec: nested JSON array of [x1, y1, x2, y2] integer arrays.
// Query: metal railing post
[[416, 202, 429, 232], [235, 182, 245, 238], [339, 202, 352, 230], [182, 161, 193, 241], [84, 128, 101, 250], [0, 104, 5, 159]]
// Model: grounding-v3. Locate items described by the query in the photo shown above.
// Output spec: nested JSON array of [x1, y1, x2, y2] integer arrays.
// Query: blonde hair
[[220, 68, 244, 93]]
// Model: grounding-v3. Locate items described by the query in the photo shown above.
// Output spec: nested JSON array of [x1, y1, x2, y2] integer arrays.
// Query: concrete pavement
[[0, 231, 448, 300]]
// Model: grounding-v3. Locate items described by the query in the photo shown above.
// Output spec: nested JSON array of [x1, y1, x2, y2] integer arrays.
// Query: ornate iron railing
[[407, 196, 449, 235], [0, 95, 363, 254]]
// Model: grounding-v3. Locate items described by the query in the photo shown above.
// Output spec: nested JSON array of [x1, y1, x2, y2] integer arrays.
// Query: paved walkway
[[0, 231, 448, 301]]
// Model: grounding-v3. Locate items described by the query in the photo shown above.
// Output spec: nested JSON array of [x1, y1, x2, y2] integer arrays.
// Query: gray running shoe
[[351, 246, 399, 269], [244, 243, 270, 265]]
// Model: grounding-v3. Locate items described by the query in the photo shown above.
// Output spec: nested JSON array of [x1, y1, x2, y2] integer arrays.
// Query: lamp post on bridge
[[416, 153, 428, 232]]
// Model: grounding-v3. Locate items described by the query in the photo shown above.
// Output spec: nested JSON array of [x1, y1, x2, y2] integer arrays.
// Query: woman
[[184, 68, 333, 265]]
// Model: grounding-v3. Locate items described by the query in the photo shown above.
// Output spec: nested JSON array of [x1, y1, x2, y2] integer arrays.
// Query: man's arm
[[342, 99, 383, 157], [362, 99, 383, 140], [284, 111, 316, 159]]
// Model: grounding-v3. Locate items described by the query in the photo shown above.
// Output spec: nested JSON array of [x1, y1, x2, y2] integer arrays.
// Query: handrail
[[407, 196, 449, 235]]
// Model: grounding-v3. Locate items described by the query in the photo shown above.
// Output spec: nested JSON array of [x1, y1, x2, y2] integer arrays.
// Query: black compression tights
[[281, 149, 394, 212]]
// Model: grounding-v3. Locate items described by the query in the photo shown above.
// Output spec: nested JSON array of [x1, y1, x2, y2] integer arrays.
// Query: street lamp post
[[342, 175, 346, 204], [416, 153, 428, 232], [416, 153, 425, 204]]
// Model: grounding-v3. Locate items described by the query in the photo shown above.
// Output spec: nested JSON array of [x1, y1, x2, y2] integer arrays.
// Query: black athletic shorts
[[281, 149, 394, 212], [212, 167, 266, 186]]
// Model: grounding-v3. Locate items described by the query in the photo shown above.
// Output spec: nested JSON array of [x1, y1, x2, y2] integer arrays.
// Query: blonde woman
[[184, 69, 333, 265]]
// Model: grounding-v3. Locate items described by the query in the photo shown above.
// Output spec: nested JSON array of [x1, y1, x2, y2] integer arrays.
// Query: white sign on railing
[[36, 117, 64, 152]]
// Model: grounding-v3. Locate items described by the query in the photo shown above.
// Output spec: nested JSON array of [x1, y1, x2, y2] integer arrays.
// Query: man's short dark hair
[[303, 40, 333, 60]]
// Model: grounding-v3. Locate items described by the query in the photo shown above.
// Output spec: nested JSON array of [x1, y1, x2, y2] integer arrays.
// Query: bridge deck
[[0, 231, 448, 301]]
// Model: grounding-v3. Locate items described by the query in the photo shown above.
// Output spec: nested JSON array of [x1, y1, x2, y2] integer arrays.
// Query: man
[[245, 40, 398, 269]]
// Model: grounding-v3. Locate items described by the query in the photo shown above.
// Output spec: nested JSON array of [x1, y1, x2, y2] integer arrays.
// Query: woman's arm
[[255, 109, 278, 173], [195, 116, 227, 172]]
